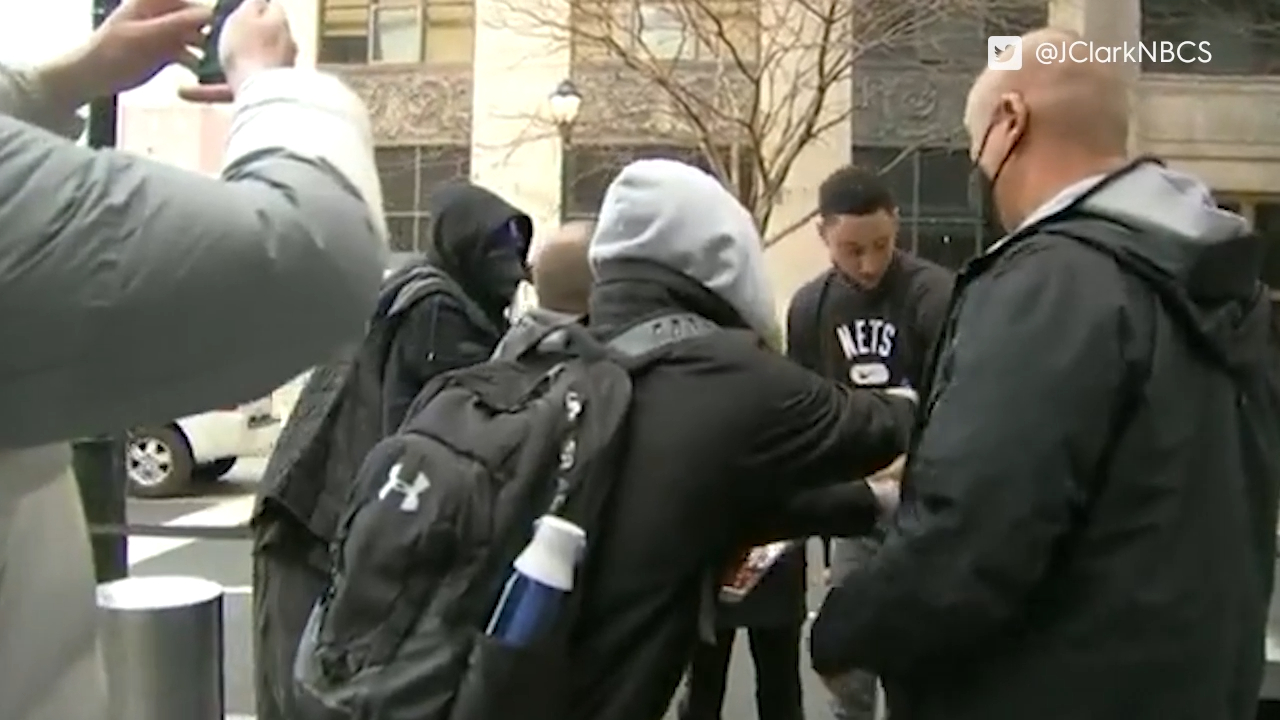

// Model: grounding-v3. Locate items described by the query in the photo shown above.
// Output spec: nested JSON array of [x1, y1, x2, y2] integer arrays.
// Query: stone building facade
[[118, 0, 1280, 304]]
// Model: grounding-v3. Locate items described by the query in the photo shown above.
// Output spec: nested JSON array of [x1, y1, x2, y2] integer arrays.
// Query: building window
[[637, 6, 693, 59], [1142, 0, 1280, 75], [913, 219, 981, 271], [572, 0, 756, 63], [564, 143, 752, 218], [318, 0, 475, 65], [375, 144, 471, 252], [861, 1, 1047, 66], [853, 144, 983, 270], [916, 147, 971, 217]]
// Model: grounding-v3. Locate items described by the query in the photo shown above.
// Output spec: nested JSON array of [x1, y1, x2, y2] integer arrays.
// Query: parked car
[[127, 396, 279, 498]]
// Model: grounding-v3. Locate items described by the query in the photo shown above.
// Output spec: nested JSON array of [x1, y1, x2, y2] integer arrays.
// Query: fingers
[[178, 84, 233, 103], [175, 49, 201, 72], [884, 386, 918, 404], [140, 3, 211, 35]]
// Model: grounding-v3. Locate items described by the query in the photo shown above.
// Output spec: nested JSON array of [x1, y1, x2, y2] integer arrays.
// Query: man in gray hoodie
[[561, 159, 914, 720], [0, 2, 386, 719]]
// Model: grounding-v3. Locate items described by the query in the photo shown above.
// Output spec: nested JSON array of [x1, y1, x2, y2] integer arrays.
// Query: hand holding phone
[[179, 0, 297, 103], [195, 0, 248, 86]]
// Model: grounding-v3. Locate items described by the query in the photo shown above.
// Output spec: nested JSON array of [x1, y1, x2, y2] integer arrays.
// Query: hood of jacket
[[423, 182, 532, 318], [1039, 158, 1268, 375], [587, 159, 782, 347]]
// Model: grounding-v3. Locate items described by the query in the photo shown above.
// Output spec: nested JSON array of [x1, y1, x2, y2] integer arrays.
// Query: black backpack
[[294, 309, 719, 720], [256, 261, 500, 556]]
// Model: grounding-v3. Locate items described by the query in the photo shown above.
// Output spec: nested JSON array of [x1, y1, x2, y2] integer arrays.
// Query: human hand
[[883, 385, 918, 404], [40, 0, 209, 108], [865, 476, 899, 516], [869, 455, 906, 482], [179, 0, 297, 103]]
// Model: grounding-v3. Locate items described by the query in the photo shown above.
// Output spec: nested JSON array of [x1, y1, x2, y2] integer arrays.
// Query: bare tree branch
[[489, 0, 1048, 240]]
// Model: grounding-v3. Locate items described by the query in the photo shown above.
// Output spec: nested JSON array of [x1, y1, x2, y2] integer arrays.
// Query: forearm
[[0, 117, 384, 448], [0, 55, 89, 138], [755, 481, 881, 541]]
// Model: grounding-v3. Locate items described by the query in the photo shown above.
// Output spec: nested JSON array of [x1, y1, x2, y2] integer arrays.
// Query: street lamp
[[549, 79, 582, 221], [549, 79, 582, 132]]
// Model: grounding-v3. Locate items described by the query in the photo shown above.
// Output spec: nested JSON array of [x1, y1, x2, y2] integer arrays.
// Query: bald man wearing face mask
[[810, 27, 1280, 720]]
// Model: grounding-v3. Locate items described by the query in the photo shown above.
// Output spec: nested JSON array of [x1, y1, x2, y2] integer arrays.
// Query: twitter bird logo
[[987, 36, 1023, 69]]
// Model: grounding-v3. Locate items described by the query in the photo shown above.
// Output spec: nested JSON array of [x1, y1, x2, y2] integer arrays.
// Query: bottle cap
[[513, 515, 587, 592]]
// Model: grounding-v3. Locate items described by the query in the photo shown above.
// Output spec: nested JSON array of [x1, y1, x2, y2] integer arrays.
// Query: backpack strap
[[383, 264, 501, 338], [604, 312, 723, 643], [606, 312, 720, 367], [492, 309, 586, 361], [497, 311, 721, 367]]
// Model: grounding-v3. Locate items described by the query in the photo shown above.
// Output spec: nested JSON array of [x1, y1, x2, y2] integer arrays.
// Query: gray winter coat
[[0, 64, 387, 720]]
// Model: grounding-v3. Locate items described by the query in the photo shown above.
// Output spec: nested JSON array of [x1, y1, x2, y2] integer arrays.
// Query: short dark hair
[[818, 165, 896, 218]]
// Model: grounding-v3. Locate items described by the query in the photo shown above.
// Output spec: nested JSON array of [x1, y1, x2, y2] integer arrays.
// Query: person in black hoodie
[[783, 164, 953, 720], [810, 28, 1280, 720], [251, 182, 531, 720], [561, 158, 914, 720]]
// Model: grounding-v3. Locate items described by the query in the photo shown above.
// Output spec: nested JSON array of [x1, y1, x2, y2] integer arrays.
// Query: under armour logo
[[378, 462, 431, 512]]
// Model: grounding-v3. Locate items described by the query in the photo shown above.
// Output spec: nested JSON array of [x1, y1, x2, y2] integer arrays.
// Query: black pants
[[253, 548, 331, 720], [678, 625, 804, 720], [826, 537, 881, 720]]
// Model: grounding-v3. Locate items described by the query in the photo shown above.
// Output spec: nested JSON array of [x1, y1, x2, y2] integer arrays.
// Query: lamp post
[[75, 0, 129, 584], [549, 79, 582, 222]]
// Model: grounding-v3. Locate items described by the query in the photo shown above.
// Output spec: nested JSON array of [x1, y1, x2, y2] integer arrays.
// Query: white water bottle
[[485, 515, 587, 647]]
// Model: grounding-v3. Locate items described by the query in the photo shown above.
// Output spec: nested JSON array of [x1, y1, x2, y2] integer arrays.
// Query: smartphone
[[197, 0, 250, 84]]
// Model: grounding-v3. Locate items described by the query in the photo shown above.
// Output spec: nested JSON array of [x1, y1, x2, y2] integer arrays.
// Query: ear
[[1002, 92, 1030, 144]]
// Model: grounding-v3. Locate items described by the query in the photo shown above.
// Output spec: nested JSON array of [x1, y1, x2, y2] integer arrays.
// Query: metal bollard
[[96, 576, 226, 720]]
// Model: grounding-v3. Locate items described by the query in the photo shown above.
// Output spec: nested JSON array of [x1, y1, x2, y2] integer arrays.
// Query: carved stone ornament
[[851, 66, 970, 146], [571, 63, 752, 142], [328, 64, 473, 145]]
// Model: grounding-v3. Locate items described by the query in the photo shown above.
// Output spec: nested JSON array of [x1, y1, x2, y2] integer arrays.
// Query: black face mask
[[475, 219, 530, 313], [967, 117, 1020, 240]]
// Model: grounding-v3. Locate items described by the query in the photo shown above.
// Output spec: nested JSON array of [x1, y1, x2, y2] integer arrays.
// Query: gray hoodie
[[587, 159, 782, 346]]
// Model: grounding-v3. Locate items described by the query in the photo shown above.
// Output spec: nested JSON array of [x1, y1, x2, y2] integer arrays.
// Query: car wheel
[[126, 426, 195, 499], [195, 457, 237, 481]]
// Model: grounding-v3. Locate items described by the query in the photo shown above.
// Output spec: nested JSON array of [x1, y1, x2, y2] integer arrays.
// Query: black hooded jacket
[[381, 183, 532, 426], [254, 183, 530, 555], [810, 158, 1280, 720], [562, 260, 914, 720]]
